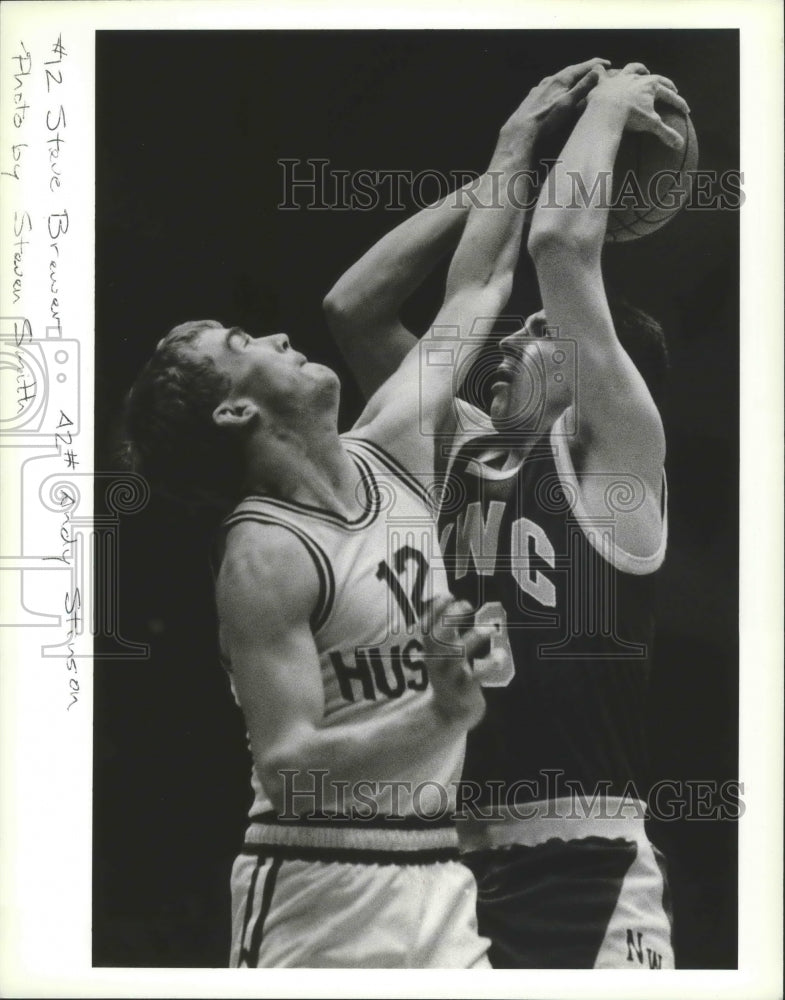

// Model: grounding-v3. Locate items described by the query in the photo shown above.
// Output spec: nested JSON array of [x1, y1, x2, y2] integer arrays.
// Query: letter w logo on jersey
[[440, 500, 506, 580]]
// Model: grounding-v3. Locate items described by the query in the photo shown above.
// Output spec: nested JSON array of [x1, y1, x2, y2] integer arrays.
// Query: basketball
[[606, 103, 699, 243]]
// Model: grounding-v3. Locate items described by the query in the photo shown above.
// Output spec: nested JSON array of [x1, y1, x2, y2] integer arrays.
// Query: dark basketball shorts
[[460, 799, 674, 969]]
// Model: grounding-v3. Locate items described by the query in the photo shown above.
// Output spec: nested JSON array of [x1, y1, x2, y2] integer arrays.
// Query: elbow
[[256, 751, 288, 814], [322, 289, 360, 337], [256, 734, 320, 816], [259, 772, 288, 815], [322, 288, 346, 321], [255, 741, 304, 815], [528, 220, 598, 268], [526, 221, 557, 260], [258, 754, 310, 816]]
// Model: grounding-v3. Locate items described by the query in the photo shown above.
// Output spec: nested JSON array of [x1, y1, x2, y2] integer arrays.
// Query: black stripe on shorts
[[237, 856, 282, 968]]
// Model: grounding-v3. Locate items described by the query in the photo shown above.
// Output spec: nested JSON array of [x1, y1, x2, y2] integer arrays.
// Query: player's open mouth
[[492, 360, 518, 386]]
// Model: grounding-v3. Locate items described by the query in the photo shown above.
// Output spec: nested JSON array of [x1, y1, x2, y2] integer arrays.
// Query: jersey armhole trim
[[342, 435, 434, 512], [549, 409, 668, 576], [441, 402, 506, 494], [453, 398, 495, 434], [220, 511, 335, 634], [233, 454, 380, 531]]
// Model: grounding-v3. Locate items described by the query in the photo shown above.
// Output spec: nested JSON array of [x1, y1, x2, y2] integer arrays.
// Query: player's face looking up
[[194, 326, 340, 424], [488, 310, 573, 433]]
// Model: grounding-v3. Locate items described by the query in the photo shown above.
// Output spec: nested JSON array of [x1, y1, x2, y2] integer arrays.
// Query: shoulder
[[550, 409, 667, 570], [352, 397, 497, 485], [216, 520, 320, 630]]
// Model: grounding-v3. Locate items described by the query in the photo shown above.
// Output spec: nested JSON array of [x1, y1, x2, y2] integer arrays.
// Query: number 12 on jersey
[[472, 601, 514, 688]]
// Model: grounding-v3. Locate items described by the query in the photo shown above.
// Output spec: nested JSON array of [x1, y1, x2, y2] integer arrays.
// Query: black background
[[94, 30, 739, 968]]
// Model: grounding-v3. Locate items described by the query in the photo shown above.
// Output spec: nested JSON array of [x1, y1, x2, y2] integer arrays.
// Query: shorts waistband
[[244, 813, 459, 858], [458, 797, 649, 852]]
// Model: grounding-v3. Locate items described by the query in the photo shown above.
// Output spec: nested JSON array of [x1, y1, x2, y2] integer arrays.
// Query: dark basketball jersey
[[438, 407, 666, 808]]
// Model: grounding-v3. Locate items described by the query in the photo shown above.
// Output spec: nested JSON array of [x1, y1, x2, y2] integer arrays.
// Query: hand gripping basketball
[[504, 56, 610, 141], [588, 63, 690, 149], [589, 64, 699, 243]]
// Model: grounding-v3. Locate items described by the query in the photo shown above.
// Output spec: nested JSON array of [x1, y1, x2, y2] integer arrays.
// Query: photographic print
[[0, 2, 781, 997]]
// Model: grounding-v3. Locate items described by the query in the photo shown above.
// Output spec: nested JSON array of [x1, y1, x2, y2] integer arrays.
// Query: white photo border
[[0, 1, 782, 997]]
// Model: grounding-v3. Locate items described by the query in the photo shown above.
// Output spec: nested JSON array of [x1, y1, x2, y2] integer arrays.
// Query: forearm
[[415, 132, 537, 431], [529, 96, 627, 257], [527, 83, 666, 479], [348, 138, 538, 439], [259, 690, 464, 814], [443, 129, 537, 302], [323, 181, 476, 332]]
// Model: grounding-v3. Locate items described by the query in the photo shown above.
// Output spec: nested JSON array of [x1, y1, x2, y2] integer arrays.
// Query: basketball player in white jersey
[[325, 64, 688, 967], [127, 339, 498, 969], [119, 61, 615, 969]]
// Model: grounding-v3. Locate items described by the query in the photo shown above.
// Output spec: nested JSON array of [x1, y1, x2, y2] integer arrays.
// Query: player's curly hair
[[122, 320, 246, 511]]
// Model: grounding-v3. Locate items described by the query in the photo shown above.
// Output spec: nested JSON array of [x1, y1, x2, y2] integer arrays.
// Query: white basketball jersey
[[219, 434, 464, 821]]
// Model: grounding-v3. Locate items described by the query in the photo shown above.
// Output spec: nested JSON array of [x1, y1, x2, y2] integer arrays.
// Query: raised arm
[[527, 64, 689, 539], [352, 59, 609, 479], [323, 183, 475, 399], [217, 522, 492, 815]]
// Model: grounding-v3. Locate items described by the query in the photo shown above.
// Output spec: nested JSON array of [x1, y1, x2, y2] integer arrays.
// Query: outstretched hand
[[585, 63, 691, 149], [500, 57, 610, 144]]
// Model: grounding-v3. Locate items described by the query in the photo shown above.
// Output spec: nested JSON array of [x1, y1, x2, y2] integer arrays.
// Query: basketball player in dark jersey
[[326, 63, 688, 967], [120, 61, 617, 967]]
